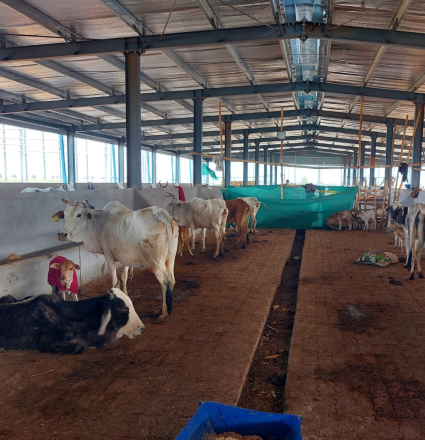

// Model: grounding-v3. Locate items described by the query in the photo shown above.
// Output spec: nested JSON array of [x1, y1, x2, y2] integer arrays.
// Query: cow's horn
[[165, 181, 168, 188], [83, 199, 95, 209], [166, 192, 176, 199], [61, 198, 70, 205]]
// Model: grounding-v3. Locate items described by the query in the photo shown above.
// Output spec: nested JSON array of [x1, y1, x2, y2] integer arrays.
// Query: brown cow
[[225, 199, 250, 249], [177, 225, 193, 257], [327, 210, 355, 231]]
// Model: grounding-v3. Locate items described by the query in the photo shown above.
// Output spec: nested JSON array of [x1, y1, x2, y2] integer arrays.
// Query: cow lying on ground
[[52, 199, 178, 321], [387, 222, 405, 249], [48, 256, 79, 301], [225, 199, 250, 249], [166, 194, 228, 258], [385, 202, 425, 279], [356, 210, 377, 230], [238, 197, 262, 233], [0, 288, 145, 353], [327, 210, 355, 231], [177, 225, 193, 257]]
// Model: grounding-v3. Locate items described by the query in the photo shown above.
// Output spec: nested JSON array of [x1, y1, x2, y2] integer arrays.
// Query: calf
[[385, 202, 425, 279], [225, 199, 250, 249], [356, 210, 377, 230], [48, 256, 79, 301], [327, 210, 354, 231], [0, 288, 145, 353], [387, 222, 405, 249], [177, 225, 193, 257]]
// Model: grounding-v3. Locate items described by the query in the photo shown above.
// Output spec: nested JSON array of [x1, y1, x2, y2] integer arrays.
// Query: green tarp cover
[[222, 185, 358, 229], [202, 163, 219, 180]]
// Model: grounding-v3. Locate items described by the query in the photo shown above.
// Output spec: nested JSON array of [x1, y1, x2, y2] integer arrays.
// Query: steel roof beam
[[0, 81, 423, 114], [6, 23, 425, 62]]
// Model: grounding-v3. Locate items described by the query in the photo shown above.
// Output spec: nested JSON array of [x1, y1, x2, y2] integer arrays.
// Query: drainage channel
[[239, 229, 306, 413]]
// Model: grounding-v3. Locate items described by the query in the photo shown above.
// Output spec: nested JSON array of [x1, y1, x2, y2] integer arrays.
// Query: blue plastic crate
[[176, 401, 302, 440]]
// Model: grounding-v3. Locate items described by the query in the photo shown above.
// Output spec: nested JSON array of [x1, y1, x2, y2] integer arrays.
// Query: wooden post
[[280, 107, 284, 199], [374, 179, 378, 225], [219, 101, 223, 156], [381, 179, 387, 228], [357, 96, 364, 185]]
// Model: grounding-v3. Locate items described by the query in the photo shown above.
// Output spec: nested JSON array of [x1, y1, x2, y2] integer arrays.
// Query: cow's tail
[[156, 210, 174, 315]]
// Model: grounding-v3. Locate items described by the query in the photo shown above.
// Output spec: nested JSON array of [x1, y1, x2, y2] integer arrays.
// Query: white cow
[[51, 199, 179, 321], [166, 194, 228, 258], [238, 197, 262, 233]]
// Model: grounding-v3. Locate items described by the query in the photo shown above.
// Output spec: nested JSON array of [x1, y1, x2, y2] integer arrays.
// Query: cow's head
[[97, 288, 145, 340], [385, 203, 407, 226], [49, 259, 80, 291], [165, 192, 183, 220], [51, 199, 94, 242]]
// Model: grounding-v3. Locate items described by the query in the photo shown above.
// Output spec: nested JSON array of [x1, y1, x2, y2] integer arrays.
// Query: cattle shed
[[2, 1, 425, 439]]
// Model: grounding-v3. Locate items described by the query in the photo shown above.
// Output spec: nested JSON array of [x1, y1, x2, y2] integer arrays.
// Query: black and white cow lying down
[[0, 288, 145, 354]]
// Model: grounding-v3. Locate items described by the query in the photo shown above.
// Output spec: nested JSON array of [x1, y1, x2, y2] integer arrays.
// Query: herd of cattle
[[2, 189, 422, 354], [0, 194, 262, 354], [327, 202, 425, 281]]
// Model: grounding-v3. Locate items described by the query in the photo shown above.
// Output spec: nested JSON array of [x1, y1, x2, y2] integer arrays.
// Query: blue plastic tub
[[175, 401, 302, 440]]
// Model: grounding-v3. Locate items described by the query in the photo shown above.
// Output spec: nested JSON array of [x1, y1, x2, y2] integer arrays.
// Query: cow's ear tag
[[53, 216, 59, 222]]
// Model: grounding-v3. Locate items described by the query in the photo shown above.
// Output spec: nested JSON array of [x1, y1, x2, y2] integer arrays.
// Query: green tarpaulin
[[222, 185, 358, 229], [202, 163, 219, 180]]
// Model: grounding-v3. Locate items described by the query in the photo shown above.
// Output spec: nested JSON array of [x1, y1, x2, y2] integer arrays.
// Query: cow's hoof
[[153, 316, 167, 324], [404, 264, 411, 270], [408, 274, 414, 280], [201, 249, 206, 253], [219, 251, 224, 257], [419, 273, 424, 279], [242, 244, 246, 249]]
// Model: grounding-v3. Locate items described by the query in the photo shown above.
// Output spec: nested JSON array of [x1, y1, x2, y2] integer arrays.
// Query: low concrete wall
[[0, 188, 139, 260], [0, 182, 124, 193], [0, 243, 112, 300]]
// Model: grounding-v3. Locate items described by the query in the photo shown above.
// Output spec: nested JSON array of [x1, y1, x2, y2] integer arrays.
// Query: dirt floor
[[0, 229, 295, 440], [285, 229, 425, 440]]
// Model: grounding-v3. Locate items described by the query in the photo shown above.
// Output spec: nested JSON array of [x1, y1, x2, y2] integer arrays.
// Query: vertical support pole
[[385, 122, 393, 189], [224, 121, 231, 187], [353, 150, 358, 186], [59, 134, 66, 184], [125, 51, 142, 189], [343, 157, 347, 186], [193, 90, 203, 186], [370, 133, 377, 188], [274, 152, 278, 185], [205, 158, 210, 185], [254, 140, 260, 185], [243, 130, 249, 186], [151, 147, 157, 186], [2, 124, 6, 181], [42, 132, 46, 181], [412, 101, 424, 188], [118, 137, 125, 184], [360, 141, 366, 187], [347, 154, 351, 186], [111, 143, 117, 183], [66, 126, 76, 188], [147, 150, 151, 183], [263, 146, 268, 185], [171, 155, 175, 183], [175, 152, 180, 184]]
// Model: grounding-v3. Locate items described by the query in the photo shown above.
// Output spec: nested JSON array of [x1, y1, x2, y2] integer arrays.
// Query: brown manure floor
[[285, 229, 425, 440], [0, 229, 295, 440]]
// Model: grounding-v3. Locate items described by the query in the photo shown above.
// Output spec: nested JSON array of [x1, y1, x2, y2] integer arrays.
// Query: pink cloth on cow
[[47, 256, 78, 294], [174, 185, 186, 201]]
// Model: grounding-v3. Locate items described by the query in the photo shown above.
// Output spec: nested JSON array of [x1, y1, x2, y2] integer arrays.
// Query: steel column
[[274, 152, 278, 185], [224, 121, 231, 187], [151, 147, 157, 186], [370, 133, 377, 188], [125, 51, 142, 189], [66, 126, 76, 187], [347, 154, 351, 186], [412, 101, 424, 188], [118, 137, 124, 184], [175, 152, 181, 184], [385, 123, 394, 188], [360, 141, 367, 186], [254, 140, 260, 185], [353, 150, 358, 185], [243, 130, 249, 186], [263, 147, 268, 185], [193, 92, 203, 186], [343, 157, 347, 186]]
